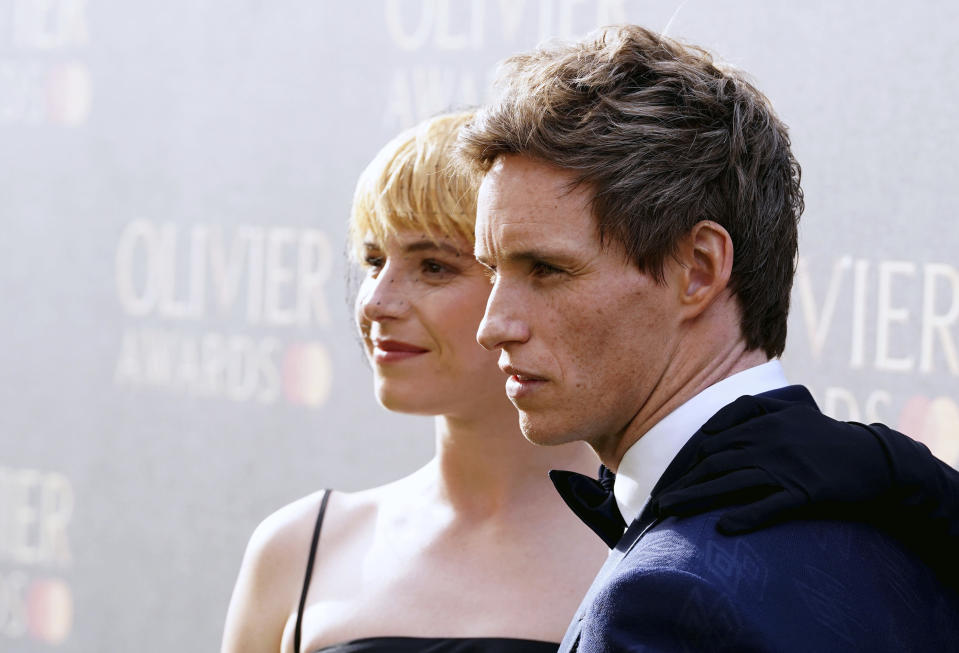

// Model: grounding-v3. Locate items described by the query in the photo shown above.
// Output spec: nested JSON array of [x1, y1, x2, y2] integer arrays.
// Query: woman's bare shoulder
[[247, 481, 398, 568], [235, 491, 331, 597], [223, 476, 425, 652], [222, 490, 336, 652], [309, 479, 415, 549]]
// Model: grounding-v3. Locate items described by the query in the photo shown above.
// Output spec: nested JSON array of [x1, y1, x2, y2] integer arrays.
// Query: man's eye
[[364, 255, 384, 270], [531, 261, 562, 277]]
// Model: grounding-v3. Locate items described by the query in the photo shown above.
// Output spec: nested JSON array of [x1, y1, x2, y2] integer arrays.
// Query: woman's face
[[355, 229, 506, 418]]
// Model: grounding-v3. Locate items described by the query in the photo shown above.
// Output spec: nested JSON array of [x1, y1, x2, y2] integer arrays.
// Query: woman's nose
[[357, 264, 411, 323]]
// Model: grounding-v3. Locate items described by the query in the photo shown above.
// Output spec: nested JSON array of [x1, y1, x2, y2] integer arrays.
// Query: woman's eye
[[422, 259, 449, 275], [364, 255, 384, 271]]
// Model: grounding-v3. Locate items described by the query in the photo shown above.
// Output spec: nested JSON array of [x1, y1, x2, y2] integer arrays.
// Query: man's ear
[[672, 220, 734, 318]]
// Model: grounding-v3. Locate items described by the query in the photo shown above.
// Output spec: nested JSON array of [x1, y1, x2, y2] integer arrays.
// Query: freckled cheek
[[354, 287, 371, 332], [455, 299, 492, 349], [494, 287, 587, 382], [550, 302, 625, 388], [457, 282, 493, 327], [435, 295, 490, 368]]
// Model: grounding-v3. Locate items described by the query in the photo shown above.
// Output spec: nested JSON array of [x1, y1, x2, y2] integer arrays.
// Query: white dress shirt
[[612, 359, 790, 523]]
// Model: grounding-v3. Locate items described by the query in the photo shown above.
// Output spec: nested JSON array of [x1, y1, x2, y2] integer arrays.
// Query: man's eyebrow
[[474, 247, 579, 269], [501, 248, 579, 266]]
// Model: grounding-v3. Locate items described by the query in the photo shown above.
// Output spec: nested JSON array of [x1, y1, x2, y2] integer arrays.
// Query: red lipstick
[[372, 339, 429, 363]]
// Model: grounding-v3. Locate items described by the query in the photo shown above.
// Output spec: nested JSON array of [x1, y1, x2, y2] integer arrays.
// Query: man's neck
[[610, 359, 789, 521], [600, 347, 770, 471]]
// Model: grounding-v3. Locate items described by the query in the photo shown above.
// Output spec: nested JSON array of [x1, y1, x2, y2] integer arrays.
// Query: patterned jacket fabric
[[559, 388, 959, 653]]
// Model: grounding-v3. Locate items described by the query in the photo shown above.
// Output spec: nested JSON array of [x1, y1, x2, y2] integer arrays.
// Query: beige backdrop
[[2, 1, 957, 650]]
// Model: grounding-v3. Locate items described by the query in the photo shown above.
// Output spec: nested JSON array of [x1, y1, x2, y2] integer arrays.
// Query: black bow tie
[[549, 466, 627, 548]]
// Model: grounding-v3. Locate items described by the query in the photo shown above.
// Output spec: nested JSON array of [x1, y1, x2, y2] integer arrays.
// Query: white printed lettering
[[875, 261, 916, 372]]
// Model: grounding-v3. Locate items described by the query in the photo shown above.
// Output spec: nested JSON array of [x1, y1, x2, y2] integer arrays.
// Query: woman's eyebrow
[[403, 240, 466, 256]]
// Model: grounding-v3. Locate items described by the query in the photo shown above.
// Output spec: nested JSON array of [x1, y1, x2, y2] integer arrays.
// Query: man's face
[[475, 155, 682, 458]]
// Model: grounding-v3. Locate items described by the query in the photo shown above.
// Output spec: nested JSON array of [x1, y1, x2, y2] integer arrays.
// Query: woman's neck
[[428, 398, 598, 519]]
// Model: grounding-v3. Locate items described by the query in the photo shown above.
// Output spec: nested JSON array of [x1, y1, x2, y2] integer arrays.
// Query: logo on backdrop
[[793, 256, 959, 467], [0, 0, 93, 127], [0, 466, 74, 646], [113, 219, 336, 407], [381, 0, 627, 129]]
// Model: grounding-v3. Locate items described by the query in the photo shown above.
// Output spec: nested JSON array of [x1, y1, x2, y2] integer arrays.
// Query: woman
[[222, 112, 606, 653], [222, 112, 959, 653]]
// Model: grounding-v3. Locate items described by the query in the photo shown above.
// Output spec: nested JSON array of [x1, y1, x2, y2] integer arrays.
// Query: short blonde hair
[[349, 111, 477, 259]]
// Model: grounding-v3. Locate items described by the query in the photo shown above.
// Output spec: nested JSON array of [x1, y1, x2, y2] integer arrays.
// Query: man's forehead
[[475, 209, 602, 268], [479, 155, 586, 211], [475, 217, 547, 257], [475, 156, 595, 254]]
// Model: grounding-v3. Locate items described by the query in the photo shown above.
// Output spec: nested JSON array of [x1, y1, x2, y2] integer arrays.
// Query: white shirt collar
[[612, 359, 789, 523]]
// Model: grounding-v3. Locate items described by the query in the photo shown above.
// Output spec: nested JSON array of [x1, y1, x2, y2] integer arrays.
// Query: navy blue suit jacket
[[558, 387, 959, 652]]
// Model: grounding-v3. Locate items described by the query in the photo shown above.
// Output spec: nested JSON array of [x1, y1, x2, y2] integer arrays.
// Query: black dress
[[295, 491, 560, 653], [312, 637, 558, 653]]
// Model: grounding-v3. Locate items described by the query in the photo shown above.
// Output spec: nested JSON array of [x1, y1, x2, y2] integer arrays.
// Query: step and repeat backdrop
[[2, 1, 957, 651]]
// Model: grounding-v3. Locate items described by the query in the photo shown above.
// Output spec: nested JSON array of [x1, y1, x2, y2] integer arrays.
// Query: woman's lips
[[372, 339, 429, 363]]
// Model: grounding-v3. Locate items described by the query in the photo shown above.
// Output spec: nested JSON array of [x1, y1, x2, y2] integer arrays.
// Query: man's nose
[[358, 265, 410, 322], [476, 281, 530, 350]]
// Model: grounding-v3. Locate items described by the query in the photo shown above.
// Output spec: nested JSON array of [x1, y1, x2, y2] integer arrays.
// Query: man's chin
[[519, 412, 576, 447]]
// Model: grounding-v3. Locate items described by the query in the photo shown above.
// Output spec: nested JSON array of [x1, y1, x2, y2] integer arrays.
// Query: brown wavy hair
[[457, 25, 803, 357]]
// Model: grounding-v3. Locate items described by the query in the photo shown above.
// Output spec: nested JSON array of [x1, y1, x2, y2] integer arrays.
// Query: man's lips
[[372, 339, 429, 363], [502, 365, 548, 399]]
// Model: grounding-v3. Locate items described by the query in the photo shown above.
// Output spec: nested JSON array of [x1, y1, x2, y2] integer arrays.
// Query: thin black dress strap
[[294, 489, 332, 653]]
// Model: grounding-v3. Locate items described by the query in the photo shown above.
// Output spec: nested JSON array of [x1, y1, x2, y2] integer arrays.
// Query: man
[[458, 25, 959, 651]]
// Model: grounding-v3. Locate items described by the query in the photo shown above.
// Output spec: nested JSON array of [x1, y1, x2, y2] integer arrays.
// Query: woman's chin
[[376, 387, 440, 416]]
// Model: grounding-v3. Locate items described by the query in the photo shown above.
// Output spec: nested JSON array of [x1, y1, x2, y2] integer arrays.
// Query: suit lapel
[[558, 513, 658, 651], [558, 386, 820, 652], [647, 384, 818, 500]]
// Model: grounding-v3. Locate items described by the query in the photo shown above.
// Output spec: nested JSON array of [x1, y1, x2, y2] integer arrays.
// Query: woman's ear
[[673, 220, 734, 318]]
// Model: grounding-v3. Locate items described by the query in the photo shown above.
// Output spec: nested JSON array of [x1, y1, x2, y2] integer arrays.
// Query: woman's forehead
[[364, 227, 472, 253]]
